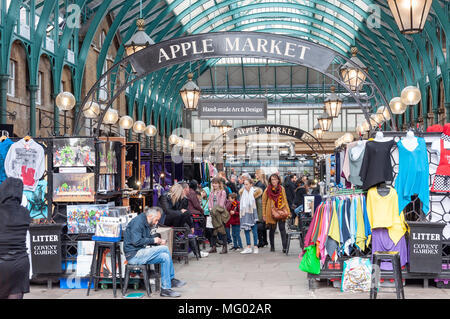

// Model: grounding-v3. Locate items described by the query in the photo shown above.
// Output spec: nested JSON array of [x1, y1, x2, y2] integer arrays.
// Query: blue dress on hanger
[[395, 137, 430, 215]]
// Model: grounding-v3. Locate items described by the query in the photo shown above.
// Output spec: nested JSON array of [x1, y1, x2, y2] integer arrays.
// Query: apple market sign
[[129, 32, 337, 75]]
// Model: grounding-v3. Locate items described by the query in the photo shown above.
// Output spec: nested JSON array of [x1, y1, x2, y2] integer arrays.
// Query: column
[[0, 74, 9, 125], [52, 93, 60, 136], [28, 84, 39, 136]]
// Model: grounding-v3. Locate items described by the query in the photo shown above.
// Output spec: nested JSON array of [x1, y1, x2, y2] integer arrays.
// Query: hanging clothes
[[395, 137, 430, 214], [4, 138, 45, 192], [366, 186, 407, 245], [371, 228, 408, 270], [335, 152, 341, 185], [348, 141, 367, 187], [23, 179, 47, 219], [359, 140, 395, 190], [431, 125, 450, 192], [0, 138, 13, 185]]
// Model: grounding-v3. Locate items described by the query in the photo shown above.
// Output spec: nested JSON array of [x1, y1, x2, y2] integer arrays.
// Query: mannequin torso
[[351, 140, 365, 159], [373, 131, 393, 142], [401, 130, 419, 152]]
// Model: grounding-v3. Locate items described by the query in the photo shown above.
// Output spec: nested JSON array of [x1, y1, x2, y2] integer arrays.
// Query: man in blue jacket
[[123, 207, 186, 297]]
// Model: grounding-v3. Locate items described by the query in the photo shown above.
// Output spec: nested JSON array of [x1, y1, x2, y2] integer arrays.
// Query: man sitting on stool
[[123, 207, 186, 297]]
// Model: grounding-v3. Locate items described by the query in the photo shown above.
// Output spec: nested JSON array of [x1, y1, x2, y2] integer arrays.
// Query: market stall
[[301, 129, 450, 290]]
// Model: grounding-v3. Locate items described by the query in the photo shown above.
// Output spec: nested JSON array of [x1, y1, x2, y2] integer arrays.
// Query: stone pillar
[[0, 74, 9, 125], [28, 84, 38, 136]]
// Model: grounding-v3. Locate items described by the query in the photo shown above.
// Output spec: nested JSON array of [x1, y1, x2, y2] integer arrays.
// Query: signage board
[[407, 221, 445, 273], [198, 99, 267, 120], [29, 223, 64, 274], [129, 32, 337, 76]]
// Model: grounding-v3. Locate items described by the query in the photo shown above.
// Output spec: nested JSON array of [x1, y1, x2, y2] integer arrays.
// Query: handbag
[[271, 206, 290, 220], [299, 245, 321, 274]]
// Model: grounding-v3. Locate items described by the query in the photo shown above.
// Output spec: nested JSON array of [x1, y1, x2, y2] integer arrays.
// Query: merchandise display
[[5, 138, 45, 191], [53, 173, 95, 202], [66, 204, 110, 234], [53, 138, 95, 167]]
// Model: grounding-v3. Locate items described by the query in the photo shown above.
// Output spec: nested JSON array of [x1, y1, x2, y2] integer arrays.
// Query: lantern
[[313, 124, 324, 139], [103, 108, 119, 125], [56, 92, 76, 111], [132, 120, 146, 134], [401, 86, 421, 105], [169, 134, 180, 145], [389, 97, 407, 115], [387, 0, 433, 34], [317, 112, 333, 131], [83, 101, 100, 119], [179, 73, 201, 110], [339, 47, 368, 92], [124, 19, 154, 56], [144, 124, 157, 137], [324, 85, 343, 118], [119, 115, 133, 130], [377, 106, 391, 121]]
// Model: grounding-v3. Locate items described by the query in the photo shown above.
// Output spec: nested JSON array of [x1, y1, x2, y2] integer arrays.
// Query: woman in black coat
[[0, 178, 31, 299], [159, 183, 194, 234]]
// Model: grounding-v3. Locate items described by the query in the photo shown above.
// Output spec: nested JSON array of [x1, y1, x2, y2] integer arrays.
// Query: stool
[[370, 251, 405, 299], [87, 241, 123, 298], [149, 263, 161, 292], [172, 227, 190, 264], [123, 264, 152, 297], [285, 218, 302, 256]]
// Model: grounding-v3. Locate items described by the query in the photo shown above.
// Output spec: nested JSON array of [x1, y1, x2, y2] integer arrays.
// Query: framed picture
[[53, 138, 95, 167], [304, 195, 315, 213], [53, 173, 95, 202], [98, 141, 118, 174], [66, 204, 109, 234]]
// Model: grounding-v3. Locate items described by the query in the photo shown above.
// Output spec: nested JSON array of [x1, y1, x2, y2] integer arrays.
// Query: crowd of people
[[158, 170, 319, 255]]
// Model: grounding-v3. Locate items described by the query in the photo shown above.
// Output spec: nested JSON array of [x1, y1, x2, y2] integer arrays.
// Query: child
[[201, 188, 213, 247], [225, 193, 243, 251]]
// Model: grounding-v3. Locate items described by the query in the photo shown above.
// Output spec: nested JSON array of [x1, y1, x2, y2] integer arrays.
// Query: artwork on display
[[98, 174, 115, 192], [53, 138, 95, 167], [53, 173, 95, 202], [98, 141, 118, 174], [66, 204, 109, 234], [304, 196, 315, 213]]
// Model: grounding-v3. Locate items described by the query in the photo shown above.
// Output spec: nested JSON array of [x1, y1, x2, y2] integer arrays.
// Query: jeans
[[225, 226, 232, 244], [244, 224, 258, 246], [128, 245, 175, 290], [269, 220, 287, 250], [231, 225, 243, 248]]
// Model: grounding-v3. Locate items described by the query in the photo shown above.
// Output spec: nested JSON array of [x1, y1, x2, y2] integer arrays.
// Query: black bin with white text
[[29, 223, 64, 275], [407, 221, 445, 274]]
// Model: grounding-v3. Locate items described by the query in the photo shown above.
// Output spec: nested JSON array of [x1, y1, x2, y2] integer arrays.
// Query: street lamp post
[[55, 92, 76, 136]]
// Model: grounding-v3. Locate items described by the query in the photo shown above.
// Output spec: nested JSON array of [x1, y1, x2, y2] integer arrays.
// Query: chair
[[172, 226, 190, 264], [123, 264, 152, 297], [87, 241, 122, 298], [285, 217, 302, 256], [370, 251, 405, 299]]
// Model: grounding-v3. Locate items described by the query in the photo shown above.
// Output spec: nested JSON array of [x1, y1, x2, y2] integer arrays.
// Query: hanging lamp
[[324, 86, 343, 118], [180, 73, 201, 110], [124, 1, 154, 56], [387, 0, 432, 34], [313, 124, 324, 139], [317, 111, 333, 131], [219, 120, 232, 134], [339, 47, 368, 92]]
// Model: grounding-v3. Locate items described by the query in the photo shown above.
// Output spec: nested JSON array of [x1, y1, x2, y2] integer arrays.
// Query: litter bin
[[29, 223, 64, 274], [407, 221, 445, 274]]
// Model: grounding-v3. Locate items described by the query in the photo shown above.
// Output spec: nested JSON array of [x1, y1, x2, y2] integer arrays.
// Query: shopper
[[123, 207, 186, 298], [225, 193, 243, 251], [0, 178, 31, 299], [284, 174, 297, 215], [262, 174, 290, 253], [293, 179, 308, 215], [255, 169, 268, 248], [227, 175, 239, 195], [208, 178, 228, 254], [159, 183, 194, 234], [201, 188, 214, 247], [239, 179, 262, 254], [186, 180, 204, 216]]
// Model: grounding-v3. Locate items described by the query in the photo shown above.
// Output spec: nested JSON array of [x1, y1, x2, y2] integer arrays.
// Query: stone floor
[[25, 236, 450, 299]]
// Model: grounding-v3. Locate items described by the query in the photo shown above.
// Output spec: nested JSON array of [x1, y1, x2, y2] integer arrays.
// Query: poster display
[[53, 173, 95, 202], [98, 141, 118, 174], [53, 138, 95, 167], [66, 204, 110, 234]]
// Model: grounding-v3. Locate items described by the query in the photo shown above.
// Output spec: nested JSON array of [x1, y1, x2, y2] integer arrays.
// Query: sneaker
[[160, 288, 181, 298], [229, 247, 237, 251], [253, 246, 259, 254], [200, 251, 209, 258], [240, 247, 253, 254], [171, 278, 186, 288]]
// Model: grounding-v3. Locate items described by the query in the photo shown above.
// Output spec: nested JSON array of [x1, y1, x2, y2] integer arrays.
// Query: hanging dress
[[431, 138, 450, 192]]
